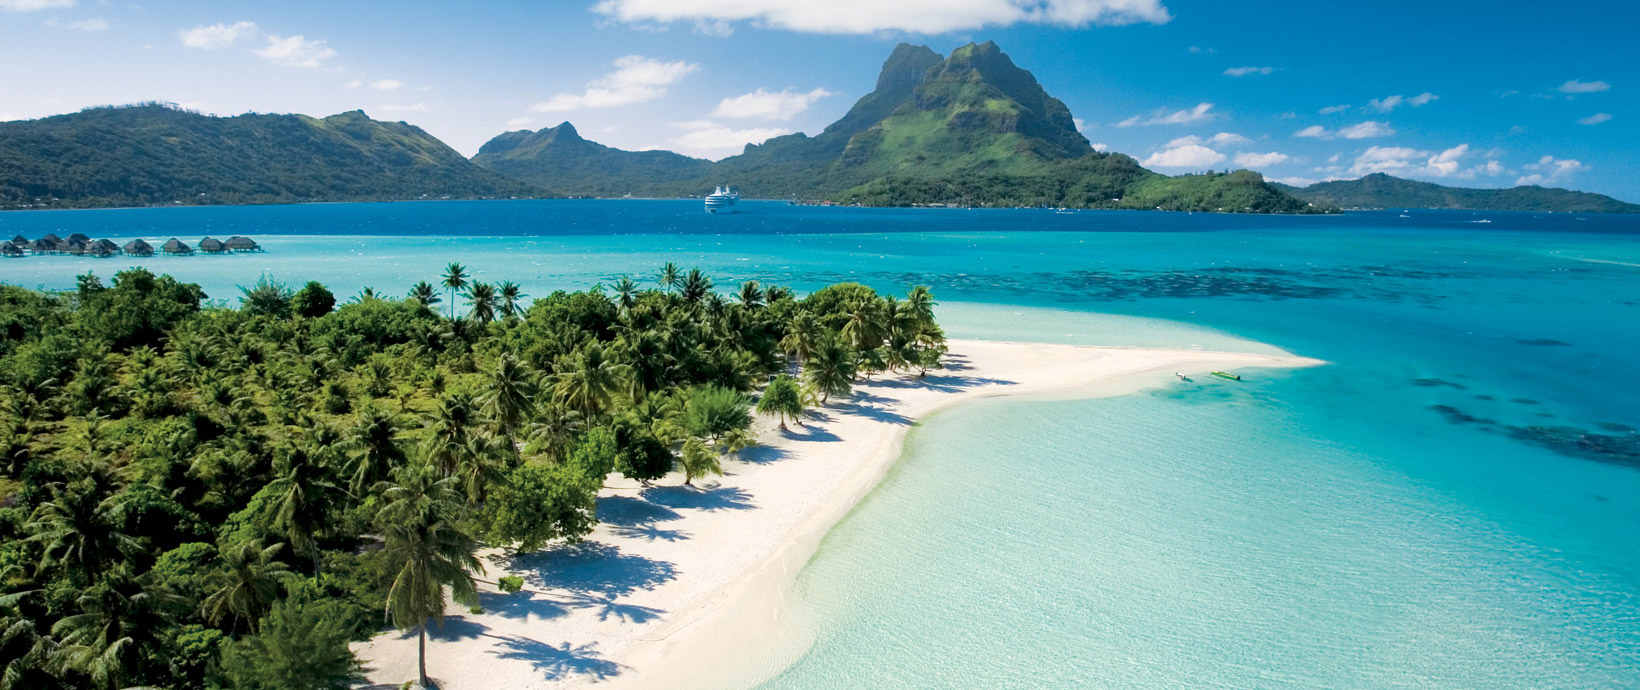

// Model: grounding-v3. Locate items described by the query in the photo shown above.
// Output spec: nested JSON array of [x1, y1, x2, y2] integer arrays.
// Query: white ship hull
[[705, 185, 739, 214]]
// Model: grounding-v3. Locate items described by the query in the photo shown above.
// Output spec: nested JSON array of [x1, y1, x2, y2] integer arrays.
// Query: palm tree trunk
[[312, 547, 323, 587], [418, 620, 429, 688]]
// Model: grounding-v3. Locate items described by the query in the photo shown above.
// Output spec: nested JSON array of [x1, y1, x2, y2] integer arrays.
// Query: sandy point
[[352, 339, 1323, 689]]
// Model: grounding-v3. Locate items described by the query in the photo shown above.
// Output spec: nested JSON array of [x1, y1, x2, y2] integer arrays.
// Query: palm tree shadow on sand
[[487, 633, 623, 681], [507, 542, 679, 597]]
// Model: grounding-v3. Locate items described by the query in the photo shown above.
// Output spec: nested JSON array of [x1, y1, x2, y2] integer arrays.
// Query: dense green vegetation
[[1273, 173, 1640, 213], [0, 103, 540, 210], [472, 41, 1324, 213], [0, 265, 945, 688]]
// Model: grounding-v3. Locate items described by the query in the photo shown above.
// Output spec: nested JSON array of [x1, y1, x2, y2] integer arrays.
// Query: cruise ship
[[704, 186, 739, 214]]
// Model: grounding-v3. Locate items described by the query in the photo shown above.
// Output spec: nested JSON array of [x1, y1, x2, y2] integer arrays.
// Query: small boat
[[1210, 371, 1242, 381], [1174, 372, 1192, 382]]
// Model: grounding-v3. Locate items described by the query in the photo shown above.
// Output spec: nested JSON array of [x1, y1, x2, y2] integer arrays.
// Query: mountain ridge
[[1274, 173, 1638, 213]]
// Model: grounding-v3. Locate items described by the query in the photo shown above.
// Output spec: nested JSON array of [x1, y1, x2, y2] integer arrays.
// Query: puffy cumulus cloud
[[1117, 102, 1213, 127], [532, 56, 698, 112], [1269, 176, 1344, 187], [0, 0, 75, 11], [1233, 151, 1288, 168], [1349, 146, 1426, 175], [1294, 125, 1329, 138], [1421, 144, 1468, 177], [1164, 132, 1246, 148], [1407, 92, 1438, 106], [592, 0, 1172, 35], [1348, 144, 1491, 179], [1337, 121, 1394, 139], [1319, 104, 1350, 114], [711, 87, 835, 120], [254, 35, 337, 68], [1459, 159, 1507, 180], [1091, 142, 1109, 152], [1142, 144, 1225, 168], [1223, 66, 1274, 77], [1578, 112, 1612, 125], [1558, 79, 1610, 94], [1516, 156, 1585, 186], [179, 21, 257, 50], [667, 120, 790, 158]]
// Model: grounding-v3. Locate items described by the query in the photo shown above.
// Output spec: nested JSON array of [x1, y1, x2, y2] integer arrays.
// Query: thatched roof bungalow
[[199, 237, 227, 253], [88, 242, 114, 258], [161, 238, 193, 255], [41, 233, 61, 243], [9, 235, 26, 247], [124, 239, 155, 256], [66, 233, 91, 244], [1, 244, 22, 258], [63, 240, 87, 255], [29, 238, 58, 253], [90, 239, 120, 254], [224, 236, 261, 251]]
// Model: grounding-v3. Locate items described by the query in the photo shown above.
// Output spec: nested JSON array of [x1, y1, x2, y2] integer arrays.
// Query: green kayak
[[1211, 371, 1242, 381]]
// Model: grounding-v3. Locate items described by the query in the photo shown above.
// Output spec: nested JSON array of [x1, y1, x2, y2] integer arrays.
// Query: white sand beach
[[352, 340, 1322, 689]]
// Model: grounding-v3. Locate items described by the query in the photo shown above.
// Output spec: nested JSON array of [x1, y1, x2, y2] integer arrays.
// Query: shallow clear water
[[2, 200, 1637, 687]]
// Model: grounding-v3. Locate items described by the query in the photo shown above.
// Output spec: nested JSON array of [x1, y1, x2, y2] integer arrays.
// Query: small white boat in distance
[[705, 186, 739, 214]]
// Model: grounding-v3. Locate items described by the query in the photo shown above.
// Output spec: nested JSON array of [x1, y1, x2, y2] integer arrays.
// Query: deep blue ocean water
[[2, 200, 1637, 688]]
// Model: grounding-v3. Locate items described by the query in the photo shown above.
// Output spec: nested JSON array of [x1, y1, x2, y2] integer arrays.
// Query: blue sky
[[2, 0, 1635, 201]]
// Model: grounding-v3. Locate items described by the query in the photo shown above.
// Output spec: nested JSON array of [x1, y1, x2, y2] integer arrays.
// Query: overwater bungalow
[[90, 239, 120, 255], [199, 237, 227, 253], [161, 238, 193, 255], [88, 243, 114, 258], [9, 235, 26, 247], [63, 240, 88, 255], [28, 238, 57, 253], [0, 244, 22, 258], [66, 233, 91, 244], [124, 239, 155, 256], [225, 236, 262, 252], [40, 233, 61, 244]]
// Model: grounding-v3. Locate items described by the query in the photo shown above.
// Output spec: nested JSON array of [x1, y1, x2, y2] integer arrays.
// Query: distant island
[[1273, 173, 1639, 214], [476, 42, 1321, 214], [0, 103, 536, 210], [1, 45, 1633, 215]]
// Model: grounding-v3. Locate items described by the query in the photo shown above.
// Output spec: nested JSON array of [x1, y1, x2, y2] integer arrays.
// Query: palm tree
[[440, 263, 468, 319], [51, 570, 187, 689], [680, 437, 721, 486], [905, 285, 936, 330], [680, 268, 712, 304], [841, 298, 885, 352], [25, 480, 138, 584], [658, 262, 681, 294], [802, 335, 856, 404], [203, 541, 294, 634], [551, 344, 630, 419], [780, 310, 822, 370], [613, 276, 639, 314], [736, 280, 764, 310], [408, 281, 441, 310], [378, 462, 483, 690], [424, 392, 477, 477], [756, 375, 805, 430], [266, 438, 347, 583], [478, 353, 536, 448], [465, 282, 497, 324], [344, 406, 409, 495], [497, 281, 526, 321], [525, 403, 584, 463]]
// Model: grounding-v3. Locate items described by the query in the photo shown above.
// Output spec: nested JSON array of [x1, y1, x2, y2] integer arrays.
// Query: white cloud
[[1091, 142, 1109, 152], [711, 87, 835, 120], [592, 0, 1172, 34], [1142, 144, 1225, 168], [46, 16, 106, 30], [378, 103, 432, 113], [1163, 133, 1245, 148], [1516, 155, 1585, 186], [1234, 151, 1288, 168], [532, 55, 698, 112], [179, 21, 257, 50], [1319, 104, 1350, 114], [1422, 144, 1468, 177], [1350, 146, 1425, 175], [344, 79, 363, 90], [254, 35, 336, 68], [1271, 176, 1325, 186], [507, 116, 535, 128], [1118, 102, 1214, 127], [694, 19, 735, 36], [1408, 92, 1438, 106], [1457, 159, 1507, 180], [370, 79, 404, 91], [1558, 79, 1610, 94], [1294, 125, 1329, 138], [1073, 118, 1088, 131], [1348, 144, 1477, 178], [0, 0, 75, 11], [1578, 112, 1612, 125], [1188, 45, 1215, 54], [1367, 94, 1402, 112], [1223, 66, 1274, 77], [667, 120, 790, 158], [1337, 121, 1394, 139], [1207, 132, 1247, 145]]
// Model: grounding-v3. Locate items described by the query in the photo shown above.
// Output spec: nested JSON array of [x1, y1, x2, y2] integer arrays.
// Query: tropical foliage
[[0, 265, 943, 688]]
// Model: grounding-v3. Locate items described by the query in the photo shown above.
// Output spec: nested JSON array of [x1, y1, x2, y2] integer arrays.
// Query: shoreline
[[352, 339, 1323, 689]]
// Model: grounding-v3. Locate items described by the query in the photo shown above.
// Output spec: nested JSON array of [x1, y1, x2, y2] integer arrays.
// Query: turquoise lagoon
[[2, 200, 1637, 688]]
